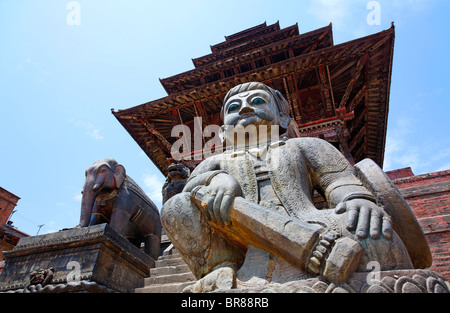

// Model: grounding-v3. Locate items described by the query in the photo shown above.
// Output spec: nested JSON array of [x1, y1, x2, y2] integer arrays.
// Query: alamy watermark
[[66, 1, 81, 26], [366, 261, 381, 285], [170, 117, 282, 170], [367, 1, 381, 26], [66, 261, 81, 283]]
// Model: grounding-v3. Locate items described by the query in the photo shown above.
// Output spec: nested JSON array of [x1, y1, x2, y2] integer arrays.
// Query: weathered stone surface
[[213, 269, 450, 293], [355, 158, 432, 268], [0, 224, 155, 293], [183, 267, 236, 293], [322, 237, 362, 284]]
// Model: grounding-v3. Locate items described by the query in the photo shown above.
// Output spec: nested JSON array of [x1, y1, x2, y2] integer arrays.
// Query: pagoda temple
[[112, 21, 395, 176]]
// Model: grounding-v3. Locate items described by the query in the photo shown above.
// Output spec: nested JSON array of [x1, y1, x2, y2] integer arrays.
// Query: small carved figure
[[161, 82, 435, 292], [23, 268, 55, 293], [79, 158, 161, 259], [162, 163, 191, 204]]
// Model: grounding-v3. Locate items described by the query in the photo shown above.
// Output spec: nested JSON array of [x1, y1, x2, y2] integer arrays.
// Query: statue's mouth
[[238, 112, 256, 119], [168, 165, 187, 178]]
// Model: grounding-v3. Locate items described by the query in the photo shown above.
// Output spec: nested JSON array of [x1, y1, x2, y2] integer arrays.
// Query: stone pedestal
[[0, 224, 155, 293]]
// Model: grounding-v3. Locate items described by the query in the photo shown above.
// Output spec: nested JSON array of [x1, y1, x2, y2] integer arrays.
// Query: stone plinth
[[0, 224, 155, 293]]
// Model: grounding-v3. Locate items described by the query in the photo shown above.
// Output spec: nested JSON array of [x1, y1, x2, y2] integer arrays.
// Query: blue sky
[[1, 0, 449, 236]]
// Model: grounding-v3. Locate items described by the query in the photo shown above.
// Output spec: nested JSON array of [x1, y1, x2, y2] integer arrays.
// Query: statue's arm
[[299, 138, 392, 239], [298, 137, 375, 207], [183, 157, 225, 192]]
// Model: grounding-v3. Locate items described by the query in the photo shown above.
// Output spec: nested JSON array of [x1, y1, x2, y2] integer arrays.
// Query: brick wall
[[0, 188, 23, 270], [387, 169, 450, 280], [0, 187, 20, 225]]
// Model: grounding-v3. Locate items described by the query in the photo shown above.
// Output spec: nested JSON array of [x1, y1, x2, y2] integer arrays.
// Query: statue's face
[[222, 89, 279, 130]]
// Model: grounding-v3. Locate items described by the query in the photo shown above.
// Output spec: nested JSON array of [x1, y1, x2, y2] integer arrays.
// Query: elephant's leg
[[109, 207, 131, 236], [144, 234, 161, 260], [161, 192, 246, 280], [89, 202, 110, 226]]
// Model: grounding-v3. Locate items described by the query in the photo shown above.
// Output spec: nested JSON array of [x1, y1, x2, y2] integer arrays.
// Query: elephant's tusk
[[92, 183, 101, 192]]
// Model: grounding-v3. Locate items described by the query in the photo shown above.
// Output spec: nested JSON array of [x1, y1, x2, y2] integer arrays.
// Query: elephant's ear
[[114, 164, 126, 188]]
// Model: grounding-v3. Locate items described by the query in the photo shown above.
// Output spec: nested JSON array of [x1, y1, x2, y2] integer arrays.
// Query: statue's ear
[[279, 112, 291, 132], [218, 125, 226, 144], [114, 164, 126, 188]]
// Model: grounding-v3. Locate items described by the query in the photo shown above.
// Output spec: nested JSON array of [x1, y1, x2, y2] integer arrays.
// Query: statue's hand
[[201, 173, 243, 227], [335, 199, 392, 239]]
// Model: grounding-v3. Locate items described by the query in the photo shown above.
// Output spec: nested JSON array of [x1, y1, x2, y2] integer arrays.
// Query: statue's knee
[[161, 193, 189, 229], [161, 192, 208, 243], [352, 231, 413, 272]]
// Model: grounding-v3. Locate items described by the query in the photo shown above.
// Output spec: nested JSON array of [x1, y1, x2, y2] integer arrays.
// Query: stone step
[[134, 248, 198, 293], [157, 253, 182, 261], [135, 281, 195, 293], [155, 257, 187, 268], [151, 264, 191, 276], [144, 272, 196, 285]]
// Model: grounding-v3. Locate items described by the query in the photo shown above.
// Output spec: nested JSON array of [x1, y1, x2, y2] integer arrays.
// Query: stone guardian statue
[[161, 82, 447, 293]]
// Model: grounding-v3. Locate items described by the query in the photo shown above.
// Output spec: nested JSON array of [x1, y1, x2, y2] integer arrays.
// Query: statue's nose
[[239, 106, 255, 115]]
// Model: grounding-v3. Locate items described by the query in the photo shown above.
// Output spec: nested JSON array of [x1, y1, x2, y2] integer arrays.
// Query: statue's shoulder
[[285, 137, 332, 149], [284, 137, 341, 164], [189, 153, 223, 176], [201, 152, 224, 164]]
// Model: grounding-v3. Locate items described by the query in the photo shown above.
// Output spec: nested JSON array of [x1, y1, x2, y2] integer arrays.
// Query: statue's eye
[[228, 103, 240, 113], [251, 97, 266, 105]]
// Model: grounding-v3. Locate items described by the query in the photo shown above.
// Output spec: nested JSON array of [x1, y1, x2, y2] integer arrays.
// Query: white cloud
[[142, 173, 164, 207], [384, 117, 418, 172], [307, 0, 354, 27], [306, 0, 367, 28], [70, 119, 104, 140], [73, 193, 83, 202], [384, 115, 450, 174], [387, 0, 431, 12]]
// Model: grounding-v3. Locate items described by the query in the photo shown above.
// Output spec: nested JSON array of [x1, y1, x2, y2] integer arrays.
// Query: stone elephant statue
[[80, 158, 161, 259]]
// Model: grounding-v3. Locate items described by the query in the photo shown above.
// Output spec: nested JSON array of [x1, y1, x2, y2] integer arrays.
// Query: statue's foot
[[183, 267, 236, 293]]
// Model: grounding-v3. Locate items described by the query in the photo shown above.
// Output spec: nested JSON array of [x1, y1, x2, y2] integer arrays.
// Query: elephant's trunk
[[92, 173, 106, 192], [80, 177, 100, 227]]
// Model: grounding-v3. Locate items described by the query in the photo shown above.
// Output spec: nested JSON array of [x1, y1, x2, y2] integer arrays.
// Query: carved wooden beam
[[347, 84, 367, 112], [369, 34, 393, 53], [330, 60, 356, 80], [196, 101, 210, 125], [353, 141, 366, 163], [317, 65, 334, 114], [348, 107, 367, 135], [193, 102, 206, 145], [282, 76, 293, 111], [326, 66, 336, 111], [337, 125, 355, 165], [338, 53, 369, 109], [139, 118, 173, 153], [349, 125, 366, 152], [287, 74, 302, 121]]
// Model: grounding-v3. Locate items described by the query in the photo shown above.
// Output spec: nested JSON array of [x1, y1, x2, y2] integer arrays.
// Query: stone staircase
[[135, 248, 196, 293]]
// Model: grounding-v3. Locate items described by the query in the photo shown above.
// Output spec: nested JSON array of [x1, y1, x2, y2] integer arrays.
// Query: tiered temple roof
[[113, 21, 395, 176]]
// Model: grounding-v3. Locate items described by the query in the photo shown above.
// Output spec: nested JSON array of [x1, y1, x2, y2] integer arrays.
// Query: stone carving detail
[[162, 163, 191, 204], [8, 281, 116, 294], [161, 82, 447, 293], [23, 268, 55, 293], [233, 269, 450, 293], [0, 224, 152, 293]]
